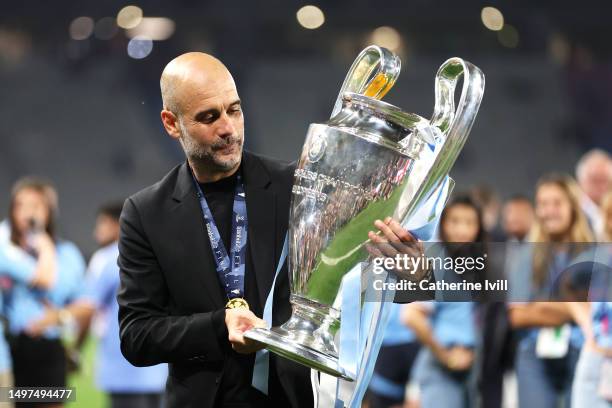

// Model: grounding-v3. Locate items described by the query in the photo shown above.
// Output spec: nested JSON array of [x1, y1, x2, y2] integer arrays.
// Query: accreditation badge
[[535, 324, 571, 359]]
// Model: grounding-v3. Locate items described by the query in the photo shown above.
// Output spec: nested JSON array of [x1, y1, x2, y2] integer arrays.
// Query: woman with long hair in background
[[0, 177, 85, 408], [402, 194, 486, 408], [0, 182, 57, 407], [508, 173, 594, 408]]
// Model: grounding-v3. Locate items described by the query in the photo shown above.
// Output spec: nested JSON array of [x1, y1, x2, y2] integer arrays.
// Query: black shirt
[[199, 170, 239, 252], [198, 168, 267, 406]]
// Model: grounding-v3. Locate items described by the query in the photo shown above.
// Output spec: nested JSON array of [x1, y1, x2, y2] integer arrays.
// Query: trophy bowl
[[245, 46, 484, 380]]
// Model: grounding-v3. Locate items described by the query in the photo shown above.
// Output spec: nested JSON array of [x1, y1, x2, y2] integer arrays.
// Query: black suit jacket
[[117, 150, 313, 407]]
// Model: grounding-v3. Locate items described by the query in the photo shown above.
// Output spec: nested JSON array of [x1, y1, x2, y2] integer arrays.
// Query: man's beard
[[178, 120, 243, 173]]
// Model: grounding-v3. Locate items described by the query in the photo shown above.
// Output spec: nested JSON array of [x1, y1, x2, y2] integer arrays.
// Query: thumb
[[254, 318, 267, 329]]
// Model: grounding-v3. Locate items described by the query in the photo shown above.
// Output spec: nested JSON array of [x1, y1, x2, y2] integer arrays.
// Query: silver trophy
[[245, 46, 485, 380]]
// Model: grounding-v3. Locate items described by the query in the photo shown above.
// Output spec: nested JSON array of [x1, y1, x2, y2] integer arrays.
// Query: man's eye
[[229, 108, 242, 115], [200, 113, 217, 123]]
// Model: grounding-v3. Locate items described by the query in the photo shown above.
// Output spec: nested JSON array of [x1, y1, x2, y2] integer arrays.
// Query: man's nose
[[216, 111, 236, 138]]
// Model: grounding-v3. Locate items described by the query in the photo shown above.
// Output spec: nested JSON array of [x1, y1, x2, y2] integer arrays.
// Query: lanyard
[[191, 168, 248, 300]]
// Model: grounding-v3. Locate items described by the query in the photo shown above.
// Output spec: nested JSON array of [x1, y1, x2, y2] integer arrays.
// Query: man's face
[[175, 75, 244, 173], [502, 200, 534, 240], [579, 159, 612, 205]]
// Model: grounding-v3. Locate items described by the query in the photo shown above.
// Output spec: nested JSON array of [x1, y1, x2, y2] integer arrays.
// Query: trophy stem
[[244, 295, 353, 380], [281, 295, 340, 354]]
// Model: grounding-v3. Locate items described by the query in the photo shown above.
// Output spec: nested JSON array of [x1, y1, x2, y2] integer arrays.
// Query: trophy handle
[[331, 45, 401, 118], [431, 57, 485, 141], [402, 58, 485, 221]]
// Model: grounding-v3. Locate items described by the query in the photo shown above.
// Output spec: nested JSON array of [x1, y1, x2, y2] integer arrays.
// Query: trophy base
[[245, 295, 352, 380], [245, 327, 354, 381]]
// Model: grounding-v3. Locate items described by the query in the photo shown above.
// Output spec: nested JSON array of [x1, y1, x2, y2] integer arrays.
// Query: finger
[[228, 329, 246, 345], [368, 231, 400, 258], [374, 228, 421, 261], [374, 220, 401, 243], [365, 242, 384, 259], [385, 218, 415, 242], [368, 230, 387, 244], [368, 231, 399, 257], [368, 231, 399, 259], [403, 244, 422, 258], [377, 242, 399, 258], [417, 241, 425, 255], [387, 240, 419, 255], [242, 312, 266, 329], [369, 231, 401, 257]]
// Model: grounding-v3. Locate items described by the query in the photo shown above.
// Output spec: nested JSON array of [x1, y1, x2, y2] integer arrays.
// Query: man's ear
[[161, 109, 181, 140]]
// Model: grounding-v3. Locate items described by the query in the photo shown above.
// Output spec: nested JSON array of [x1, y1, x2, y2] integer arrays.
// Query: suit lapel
[[171, 163, 225, 309], [242, 152, 277, 312]]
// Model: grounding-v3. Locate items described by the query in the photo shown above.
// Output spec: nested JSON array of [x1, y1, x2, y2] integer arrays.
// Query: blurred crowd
[[366, 148, 612, 408], [0, 181, 167, 408], [0, 147, 610, 408]]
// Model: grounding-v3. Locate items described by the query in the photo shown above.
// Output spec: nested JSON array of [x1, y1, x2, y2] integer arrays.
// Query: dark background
[[1, 0, 610, 255]]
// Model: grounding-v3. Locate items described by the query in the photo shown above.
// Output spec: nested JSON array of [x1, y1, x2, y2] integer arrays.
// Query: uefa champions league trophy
[[245, 46, 485, 380]]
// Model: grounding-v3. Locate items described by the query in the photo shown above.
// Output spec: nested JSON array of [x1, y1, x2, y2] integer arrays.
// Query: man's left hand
[[225, 308, 267, 354], [366, 217, 430, 281]]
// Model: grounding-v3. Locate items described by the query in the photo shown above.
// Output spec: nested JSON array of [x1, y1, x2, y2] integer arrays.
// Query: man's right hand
[[225, 308, 267, 354]]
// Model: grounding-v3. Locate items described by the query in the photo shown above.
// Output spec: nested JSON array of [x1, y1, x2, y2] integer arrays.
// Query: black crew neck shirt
[[198, 169, 239, 252]]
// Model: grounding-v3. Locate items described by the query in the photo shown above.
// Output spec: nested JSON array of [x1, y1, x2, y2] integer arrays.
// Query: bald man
[[117, 53, 313, 407], [575, 149, 612, 238]]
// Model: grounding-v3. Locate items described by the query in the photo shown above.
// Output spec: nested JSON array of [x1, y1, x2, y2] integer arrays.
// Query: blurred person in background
[[575, 149, 612, 239], [28, 202, 168, 408], [570, 189, 612, 407], [508, 173, 594, 408], [0, 220, 8, 242], [0, 183, 58, 408], [401, 195, 484, 408], [366, 303, 421, 408], [471, 185, 505, 242], [1, 177, 85, 408], [571, 300, 612, 408], [600, 190, 612, 242], [477, 194, 533, 408], [501, 195, 534, 243], [0, 211, 11, 408]]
